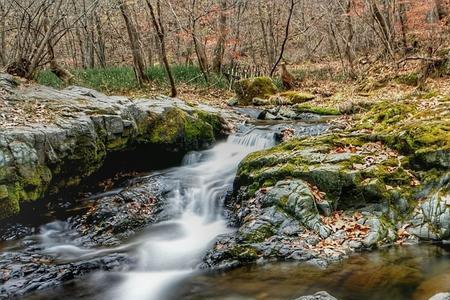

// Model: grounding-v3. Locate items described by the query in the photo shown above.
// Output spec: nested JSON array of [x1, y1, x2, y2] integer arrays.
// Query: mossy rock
[[234, 77, 278, 106], [235, 134, 417, 210], [228, 244, 259, 262], [0, 164, 53, 219], [149, 107, 215, 150], [0, 184, 19, 219], [358, 100, 450, 169], [280, 91, 315, 104], [295, 103, 341, 115]]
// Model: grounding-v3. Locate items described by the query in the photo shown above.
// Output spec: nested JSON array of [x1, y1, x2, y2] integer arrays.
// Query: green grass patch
[[36, 65, 229, 94]]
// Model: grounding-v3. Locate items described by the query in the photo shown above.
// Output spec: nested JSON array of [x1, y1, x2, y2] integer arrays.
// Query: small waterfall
[[107, 129, 276, 300]]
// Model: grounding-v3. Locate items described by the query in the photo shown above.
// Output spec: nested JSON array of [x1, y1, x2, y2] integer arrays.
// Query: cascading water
[[104, 128, 276, 300], [10, 127, 276, 300]]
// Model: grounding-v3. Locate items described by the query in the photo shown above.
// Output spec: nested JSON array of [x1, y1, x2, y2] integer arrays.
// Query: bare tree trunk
[[94, 10, 106, 68], [146, 0, 177, 97], [398, 2, 408, 51], [230, 1, 246, 66], [75, 26, 87, 68], [258, 3, 273, 68], [212, 0, 227, 73], [369, 0, 395, 58], [191, 0, 209, 81], [118, 0, 148, 87], [25, 0, 64, 79], [0, 3, 6, 66], [345, 0, 355, 76], [270, 0, 295, 77]]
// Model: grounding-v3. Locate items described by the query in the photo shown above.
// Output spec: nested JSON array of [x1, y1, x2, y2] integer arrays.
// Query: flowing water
[[17, 126, 277, 300], [6, 124, 450, 300], [102, 129, 276, 300]]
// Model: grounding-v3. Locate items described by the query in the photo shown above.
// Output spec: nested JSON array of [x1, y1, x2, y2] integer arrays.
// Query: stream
[[2, 121, 450, 300]]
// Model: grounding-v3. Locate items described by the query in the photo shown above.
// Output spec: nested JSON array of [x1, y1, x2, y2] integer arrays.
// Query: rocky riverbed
[[205, 95, 450, 269], [1, 74, 449, 299]]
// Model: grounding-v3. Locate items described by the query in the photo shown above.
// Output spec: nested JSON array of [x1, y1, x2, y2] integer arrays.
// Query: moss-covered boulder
[[149, 108, 215, 149], [234, 77, 278, 106], [295, 103, 341, 115], [235, 134, 414, 212], [280, 91, 315, 104], [357, 99, 450, 169]]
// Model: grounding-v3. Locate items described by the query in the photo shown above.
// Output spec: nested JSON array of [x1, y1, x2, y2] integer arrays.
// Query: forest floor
[[3, 61, 450, 128]]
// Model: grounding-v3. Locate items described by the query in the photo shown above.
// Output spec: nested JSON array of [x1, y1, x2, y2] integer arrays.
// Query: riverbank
[[0, 73, 233, 221]]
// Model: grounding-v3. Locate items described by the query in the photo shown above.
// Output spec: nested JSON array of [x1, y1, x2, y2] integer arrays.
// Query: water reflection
[[24, 244, 450, 300]]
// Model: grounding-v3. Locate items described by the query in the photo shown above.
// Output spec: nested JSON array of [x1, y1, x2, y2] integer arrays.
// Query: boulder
[[0, 79, 225, 220], [280, 91, 315, 104], [294, 291, 338, 300], [429, 293, 450, 300], [234, 77, 278, 106]]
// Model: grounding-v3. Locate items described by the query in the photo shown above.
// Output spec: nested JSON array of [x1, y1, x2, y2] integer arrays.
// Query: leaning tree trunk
[[119, 0, 149, 87], [146, 0, 177, 98], [270, 0, 295, 77], [25, 0, 64, 79]]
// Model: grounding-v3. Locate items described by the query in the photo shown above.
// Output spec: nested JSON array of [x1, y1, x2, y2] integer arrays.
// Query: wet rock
[[0, 80, 226, 220], [429, 293, 450, 300], [73, 174, 169, 247], [409, 174, 450, 240], [205, 177, 376, 268], [233, 107, 265, 119], [227, 98, 238, 107], [0, 251, 133, 298], [262, 180, 331, 238], [293, 291, 338, 300], [259, 106, 324, 121], [0, 172, 167, 298]]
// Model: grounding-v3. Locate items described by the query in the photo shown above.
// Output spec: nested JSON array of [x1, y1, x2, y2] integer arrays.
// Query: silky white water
[[105, 130, 275, 300], [31, 129, 275, 299]]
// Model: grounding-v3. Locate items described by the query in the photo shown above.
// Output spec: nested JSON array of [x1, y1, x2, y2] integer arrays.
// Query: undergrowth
[[36, 65, 229, 94]]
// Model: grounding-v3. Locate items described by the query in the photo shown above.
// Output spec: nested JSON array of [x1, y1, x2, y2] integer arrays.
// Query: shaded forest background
[[1, 0, 450, 95]]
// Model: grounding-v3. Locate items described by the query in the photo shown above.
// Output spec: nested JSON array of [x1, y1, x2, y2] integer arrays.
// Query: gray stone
[[227, 98, 238, 106], [0, 77, 227, 219], [429, 293, 450, 300], [252, 97, 270, 106], [293, 291, 338, 300]]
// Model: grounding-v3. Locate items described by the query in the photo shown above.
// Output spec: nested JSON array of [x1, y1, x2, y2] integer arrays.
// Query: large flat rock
[[0, 75, 225, 219]]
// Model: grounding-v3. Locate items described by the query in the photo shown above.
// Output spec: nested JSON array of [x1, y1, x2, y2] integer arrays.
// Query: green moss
[[279, 195, 289, 208], [357, 100, 449, 169], [234, 77, 278, 105], [359, 101, 417, 131], [0, 166, 52, 219], [194, 110, 222, 136], [69, 135, 106, 177], [228, 245, 259, 262], [0, 185, 19, 219], [295, 103, 341, 115], [149, 107, 215, 149], [280, 91, 315, 104], [243, 225, 275, 243], [106, 137, 129, 151]]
